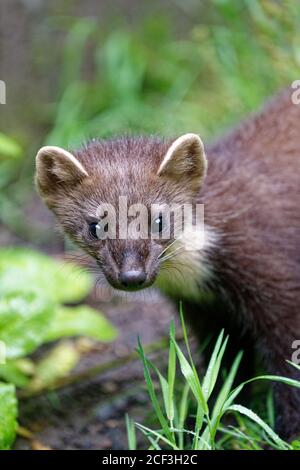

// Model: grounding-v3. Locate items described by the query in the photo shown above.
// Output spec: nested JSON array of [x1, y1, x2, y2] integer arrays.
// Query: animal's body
[[35, 89, 300, 439]]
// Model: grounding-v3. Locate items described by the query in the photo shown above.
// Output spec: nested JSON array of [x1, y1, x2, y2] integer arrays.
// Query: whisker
[[159, 246, 185, 263], [157, 237, 180, 260]]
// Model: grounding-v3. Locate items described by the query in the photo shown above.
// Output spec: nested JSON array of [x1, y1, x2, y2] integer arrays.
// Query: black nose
[[119, 270, 147, 289]]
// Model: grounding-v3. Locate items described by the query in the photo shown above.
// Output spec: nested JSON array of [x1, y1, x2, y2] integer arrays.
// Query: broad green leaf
[[0, 382, 18, 450], [0, 292, 54, 359], [0, 360, 31, 388], [27, 341, 80, 392], [0, 248, 93, 303], [45, 305, 117, 343]]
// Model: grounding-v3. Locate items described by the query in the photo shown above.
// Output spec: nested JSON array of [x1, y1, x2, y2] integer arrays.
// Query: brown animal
[[35, 89, 300, 439]]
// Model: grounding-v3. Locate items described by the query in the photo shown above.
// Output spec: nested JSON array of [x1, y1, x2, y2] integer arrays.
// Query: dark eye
[[152, 214, 163, 234], [89, 221, 109, 240], [89, 222, 99, 239]]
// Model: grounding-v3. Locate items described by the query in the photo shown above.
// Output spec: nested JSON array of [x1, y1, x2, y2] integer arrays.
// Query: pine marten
[[35, 89, 300, 439]]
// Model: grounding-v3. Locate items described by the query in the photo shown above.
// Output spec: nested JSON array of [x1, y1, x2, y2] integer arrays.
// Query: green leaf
[[135, 422, 178, 450], [212, 351, 243, 420], [146, 358, 172, 424], [167, 321, 176, 423], [202, 331, 228, 400], [0, 382, 18, 450], [0, 247, 93, 303], [0, 360, 31, 388], [291, 439, 300, 450], [171, 334, 207, 417], [125, 414, 137, 451], [137, 338, 174, 442], [227, 373, 300, 408], [45, 305, 117, 343], [286, 360, 300, 372], [27, 341, 80, 392], [226, 404, 289, 449], [266, 390, 275, 429], [0, 292, 54, 359], [178, 383, 190, 449], [200, 351, 243, 446]]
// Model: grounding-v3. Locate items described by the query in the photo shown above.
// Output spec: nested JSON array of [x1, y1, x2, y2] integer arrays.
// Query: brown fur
[[35, 89, 300, 439]]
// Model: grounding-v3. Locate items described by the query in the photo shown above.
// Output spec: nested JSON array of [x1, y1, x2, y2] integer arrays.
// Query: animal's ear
[[157, 133, 207, 190], [35, 146, 89, 198]]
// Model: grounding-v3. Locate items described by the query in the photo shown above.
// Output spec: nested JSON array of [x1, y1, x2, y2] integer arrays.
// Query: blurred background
[[0, 0, 299, 450]]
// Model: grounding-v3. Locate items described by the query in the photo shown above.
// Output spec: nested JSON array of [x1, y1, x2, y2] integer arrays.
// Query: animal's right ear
[[157, 133, 207, 192], [35, 146, 89, 199]]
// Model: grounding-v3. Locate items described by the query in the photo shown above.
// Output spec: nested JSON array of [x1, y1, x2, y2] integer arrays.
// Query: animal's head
[[35, 134, 208, 294]]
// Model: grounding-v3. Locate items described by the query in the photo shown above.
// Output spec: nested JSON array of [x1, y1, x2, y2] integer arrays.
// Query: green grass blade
[[251, 375, 300, 388], [125, 414, 136, 450], [226, 404, 289, 449], [286, 360, 300, 372], [167, 320, 176, 423], [179, 302, 194, 364], [137, 337, 174, 442], [227, 373, 300, 410], [266, 390, 275, 429], [147, 436, 161, 450], [202, 330, 224, 398], [193, 405, 207, 450], [212, 351, 243, 420], [146, 358, 171, 424], [207, 335, 229, 398], [135, 423, 179, 450], [170, 334, 207, 417], [201, 351, 244, 446], [202, 331, 230, 400], [223, 383, 245, 410], [178, 383, 189, 449], [177, 304, 208, 413]]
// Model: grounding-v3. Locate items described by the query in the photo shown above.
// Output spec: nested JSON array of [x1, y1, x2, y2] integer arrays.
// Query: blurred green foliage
[[0, 248, 92, 304], [0, 383, 17, 450], [0, 133, 22, 194], [46, 0, 300, 148], [0, 248, 117, 449]]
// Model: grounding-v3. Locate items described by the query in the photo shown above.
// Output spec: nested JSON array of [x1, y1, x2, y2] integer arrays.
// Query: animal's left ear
[[157, 133, 207, 190]]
